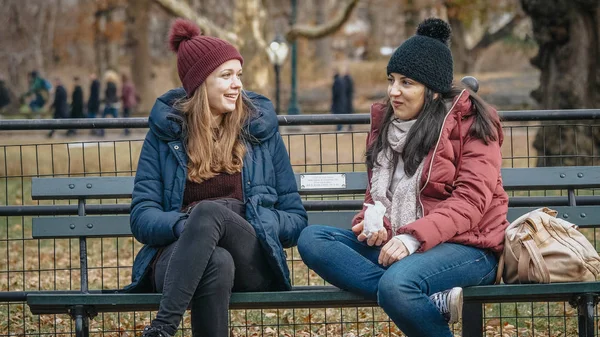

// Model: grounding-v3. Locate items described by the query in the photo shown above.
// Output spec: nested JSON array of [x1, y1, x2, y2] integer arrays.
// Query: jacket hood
[[148, 87, 279, 143]]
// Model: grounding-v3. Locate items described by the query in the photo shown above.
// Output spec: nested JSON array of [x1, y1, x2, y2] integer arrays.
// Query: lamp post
[[287, 0, 301, 115], [266, 35, 289, 115]]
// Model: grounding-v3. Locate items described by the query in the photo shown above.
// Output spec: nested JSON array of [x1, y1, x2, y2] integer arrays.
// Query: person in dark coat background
[[98, 70, 119, 137], [121, 73, 137, 135], [66, 76, 85, 136], [331, 68, 347, 131], [343, 66, 354, 131], [47, 77, 68, 137], [0, 76, 12, 112], [87, 73, 100, 135]]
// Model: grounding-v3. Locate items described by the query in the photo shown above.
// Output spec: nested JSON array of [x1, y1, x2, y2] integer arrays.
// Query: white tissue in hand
[[363, 201, 386, 238]]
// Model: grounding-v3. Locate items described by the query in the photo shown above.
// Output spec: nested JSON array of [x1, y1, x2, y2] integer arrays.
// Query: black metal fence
[[1, 110, 600, 337]]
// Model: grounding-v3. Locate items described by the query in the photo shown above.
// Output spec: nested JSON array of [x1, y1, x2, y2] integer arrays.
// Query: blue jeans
[[29, 95, 45, 115], [298, 225, 498, 337], [102, 105, 118, 118]]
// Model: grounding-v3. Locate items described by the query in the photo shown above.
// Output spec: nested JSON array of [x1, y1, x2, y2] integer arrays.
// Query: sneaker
[[141, 326, 173, 337], [429, 287, 463, 324]]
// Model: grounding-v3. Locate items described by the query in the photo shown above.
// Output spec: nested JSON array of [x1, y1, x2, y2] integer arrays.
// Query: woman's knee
[[297, 225, 331, 265], [200, 247, 235, 292], [377, 270, 418, 311], [183, 200, 223, 235]]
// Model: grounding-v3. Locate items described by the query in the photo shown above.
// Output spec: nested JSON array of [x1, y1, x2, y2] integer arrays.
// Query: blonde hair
[[103, 70, 119, 84], [178, 83, 247, 183]]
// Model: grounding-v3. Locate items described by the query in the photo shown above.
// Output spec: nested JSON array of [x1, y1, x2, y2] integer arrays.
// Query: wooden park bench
[[26, 166, 600, 337]]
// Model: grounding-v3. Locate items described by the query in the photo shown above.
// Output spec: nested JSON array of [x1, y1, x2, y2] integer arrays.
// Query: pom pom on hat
[[169, 18, 202, 52], [416, 18, 451, 46]]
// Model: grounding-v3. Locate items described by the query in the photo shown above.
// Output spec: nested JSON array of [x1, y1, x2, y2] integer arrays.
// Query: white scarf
[[370, 119, 424, 233]]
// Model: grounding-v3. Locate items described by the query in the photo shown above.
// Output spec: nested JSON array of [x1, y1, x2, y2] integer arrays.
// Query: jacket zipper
[[418, 89, 467, 214]]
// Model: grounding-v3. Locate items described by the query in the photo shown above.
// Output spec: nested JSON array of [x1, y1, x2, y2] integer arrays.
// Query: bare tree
[[523, 0, 600, 166], [444, 0, 524, 74], [153, 0, 360, 92], [126, 0, 152, 111], [0, 0, 60, 93]]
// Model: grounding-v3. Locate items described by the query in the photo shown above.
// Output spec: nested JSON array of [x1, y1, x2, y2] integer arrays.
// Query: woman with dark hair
[[298, 18, 509, 337], [126, 19, 307, 337]]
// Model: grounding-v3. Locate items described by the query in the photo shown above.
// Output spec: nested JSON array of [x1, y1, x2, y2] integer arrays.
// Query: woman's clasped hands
[[352, 221, 409, 267]]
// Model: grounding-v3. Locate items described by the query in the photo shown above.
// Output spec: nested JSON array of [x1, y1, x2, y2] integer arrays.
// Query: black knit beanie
[[387, 18, 453, 94]]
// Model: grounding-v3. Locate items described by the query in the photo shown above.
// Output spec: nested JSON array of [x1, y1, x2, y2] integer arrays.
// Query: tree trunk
[[105, 10, 119, 71], [0, 1, 57, 93], [126, 0, 152, 113], [314, 0, 332, 71], [523, 0, 600, 166], [233, 0, 270, 93], [448, 17, 473, 74], [94, 13, 106, 77]]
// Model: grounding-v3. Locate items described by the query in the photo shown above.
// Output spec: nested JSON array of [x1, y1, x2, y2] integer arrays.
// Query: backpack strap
[[518, 238, 551, 283], [494, 253, 504, 284]]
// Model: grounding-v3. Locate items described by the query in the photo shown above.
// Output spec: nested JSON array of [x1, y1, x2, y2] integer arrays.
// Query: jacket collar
[[148, 87, 278, 143]]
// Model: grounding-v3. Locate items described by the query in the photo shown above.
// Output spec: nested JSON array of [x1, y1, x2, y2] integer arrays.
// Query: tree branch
[[285, 0, 360, 42], [153, 0, 239, 44], [250, 0, 267, 51], [471, 13, 525, 51]]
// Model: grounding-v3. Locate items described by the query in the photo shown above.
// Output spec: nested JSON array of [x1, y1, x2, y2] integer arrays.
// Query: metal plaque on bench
[[300, 173, 346, 190]]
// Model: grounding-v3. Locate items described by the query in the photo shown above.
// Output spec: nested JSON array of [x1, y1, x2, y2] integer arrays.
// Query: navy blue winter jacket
[[124, 88, 307, 292]]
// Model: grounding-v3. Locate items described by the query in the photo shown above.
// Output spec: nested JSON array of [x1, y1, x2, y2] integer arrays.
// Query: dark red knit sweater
[[182, 172, 243, 211]]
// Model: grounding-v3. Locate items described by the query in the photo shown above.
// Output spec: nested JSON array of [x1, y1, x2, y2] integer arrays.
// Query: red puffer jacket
[[352, 90, 509, 253]]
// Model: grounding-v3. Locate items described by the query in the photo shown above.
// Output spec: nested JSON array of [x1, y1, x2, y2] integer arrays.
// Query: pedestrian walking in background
[[21, 71, 50, 118], [98, 70, 119, 137], [87, 73, 101, 135], [343, 66, 354, 131], [121, 73, 138, 135], [67, 76, 85, 136], [47, 77, 68, 138], [331, 68, 347, 131], [0, 76, 12, 114]]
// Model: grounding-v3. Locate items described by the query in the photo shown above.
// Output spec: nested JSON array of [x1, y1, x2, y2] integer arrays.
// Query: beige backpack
[[496, 207, 600, 284]]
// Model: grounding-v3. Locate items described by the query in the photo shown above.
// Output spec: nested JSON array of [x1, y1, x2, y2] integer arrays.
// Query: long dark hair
[[366, 84, 501, 176]]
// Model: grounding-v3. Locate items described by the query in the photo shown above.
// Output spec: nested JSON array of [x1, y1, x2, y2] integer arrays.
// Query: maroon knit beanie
[[169, 19, 244, 96]]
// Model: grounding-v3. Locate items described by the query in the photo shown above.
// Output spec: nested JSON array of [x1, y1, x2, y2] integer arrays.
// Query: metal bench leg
[[573, 293, 597, 337], [74, 313, 87, 337], [462, 302, 483, 337], [70, 306, 95, 337]]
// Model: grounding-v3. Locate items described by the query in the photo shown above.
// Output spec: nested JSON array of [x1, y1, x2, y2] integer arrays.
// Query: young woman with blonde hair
[[126, 19, 307, 337]]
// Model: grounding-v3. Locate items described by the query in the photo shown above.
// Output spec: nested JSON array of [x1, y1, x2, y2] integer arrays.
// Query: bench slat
[[31, 212, 358, 238], [32, 205, 600, 239], [501, 166, 600, 190], [27, 288, 375, 314], [31, 167, 600, 201], [32, 216, 131, 238], [507, 206, 600, 226], [32, 177, 134, 200], [463, 281, 600, 302], [27, 281, 600, 314]]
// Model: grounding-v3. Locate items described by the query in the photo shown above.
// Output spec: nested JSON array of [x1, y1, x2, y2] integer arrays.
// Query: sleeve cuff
[[394, 234, 420, 255], [173, 219, 186, 238]]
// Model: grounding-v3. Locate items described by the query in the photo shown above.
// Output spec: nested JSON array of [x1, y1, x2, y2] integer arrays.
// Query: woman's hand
[[379, 238, 409, 267], [353, 221, 388, 246]]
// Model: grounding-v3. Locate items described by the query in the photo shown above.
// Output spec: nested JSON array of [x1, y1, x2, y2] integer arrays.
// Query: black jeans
[[151, 199, 274, 337]]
